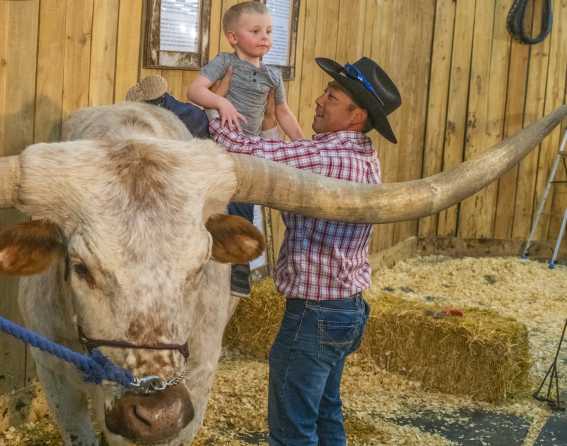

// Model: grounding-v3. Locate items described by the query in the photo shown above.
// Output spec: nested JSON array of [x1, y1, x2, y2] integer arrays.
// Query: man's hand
[[209, 66, 246, 131], [262, 88, 277, 131], [210, 66, 233, 98]]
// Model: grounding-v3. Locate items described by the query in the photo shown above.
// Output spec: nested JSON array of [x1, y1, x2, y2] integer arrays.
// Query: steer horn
[[232, 105, 567, 224], [0, 156, 20, 207]]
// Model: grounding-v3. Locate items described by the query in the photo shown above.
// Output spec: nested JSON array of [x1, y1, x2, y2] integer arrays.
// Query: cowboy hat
[[316, 57, 401, 143]]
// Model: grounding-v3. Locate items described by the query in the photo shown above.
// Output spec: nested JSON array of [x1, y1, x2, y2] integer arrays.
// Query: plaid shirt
[[210, 119, 381, 300]]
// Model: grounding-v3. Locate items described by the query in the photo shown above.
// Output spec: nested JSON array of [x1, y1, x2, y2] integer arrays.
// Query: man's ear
[[0, 220, 65, 276], [352, 107, 368, 129], [205, 214, 265, 264]]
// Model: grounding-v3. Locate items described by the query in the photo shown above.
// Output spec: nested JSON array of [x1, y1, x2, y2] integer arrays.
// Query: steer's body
[[13, 103, 252, 445]]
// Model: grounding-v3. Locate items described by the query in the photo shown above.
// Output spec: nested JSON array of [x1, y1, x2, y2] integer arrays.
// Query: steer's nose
[[105, 384, 194, 443]]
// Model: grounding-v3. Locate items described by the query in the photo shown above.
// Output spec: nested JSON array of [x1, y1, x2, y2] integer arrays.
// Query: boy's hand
[[218, 97, 246, 132], [262, 89, 277, 131]]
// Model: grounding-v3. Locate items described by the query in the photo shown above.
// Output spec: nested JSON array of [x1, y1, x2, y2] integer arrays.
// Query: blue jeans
[[228, 201, 254, 223], [268, 295, 370, 446]]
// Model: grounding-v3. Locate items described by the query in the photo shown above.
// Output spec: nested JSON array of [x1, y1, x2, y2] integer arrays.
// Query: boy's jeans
[[227, 201, 254, 223], [268, 294, 370, 446]]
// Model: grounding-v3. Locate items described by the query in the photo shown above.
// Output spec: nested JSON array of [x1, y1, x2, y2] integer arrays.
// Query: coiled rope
[[507, 0, 553, 45]]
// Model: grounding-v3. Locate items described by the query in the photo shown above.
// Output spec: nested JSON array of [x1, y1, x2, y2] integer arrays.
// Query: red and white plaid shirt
[[210, 119, 381, 300]]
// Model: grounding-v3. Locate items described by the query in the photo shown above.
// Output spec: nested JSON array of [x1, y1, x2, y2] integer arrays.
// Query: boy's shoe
[[231, 264, 251, 298], [125, 75, 168, 102]]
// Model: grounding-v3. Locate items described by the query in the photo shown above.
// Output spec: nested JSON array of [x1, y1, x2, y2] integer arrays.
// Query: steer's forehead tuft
[[107, 141, 177, 208]]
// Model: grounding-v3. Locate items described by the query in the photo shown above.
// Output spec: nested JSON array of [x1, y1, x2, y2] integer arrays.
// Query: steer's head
[[0, 102, 564, 445], [0, 134, 264, 444]]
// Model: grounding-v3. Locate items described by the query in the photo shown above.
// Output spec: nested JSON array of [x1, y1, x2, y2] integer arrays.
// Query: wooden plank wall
[[0, 0, 566, 393]]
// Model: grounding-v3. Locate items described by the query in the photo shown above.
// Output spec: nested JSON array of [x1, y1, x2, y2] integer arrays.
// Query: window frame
[[260, 0, 300, 81], [143, 0, 212, 70]]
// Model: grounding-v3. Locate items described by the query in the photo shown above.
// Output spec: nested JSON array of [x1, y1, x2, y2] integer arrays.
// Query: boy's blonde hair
[[222, 1, 269, 34]]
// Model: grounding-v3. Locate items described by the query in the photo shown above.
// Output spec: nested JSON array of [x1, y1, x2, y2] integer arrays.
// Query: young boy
[[187, 1, 304, 297]]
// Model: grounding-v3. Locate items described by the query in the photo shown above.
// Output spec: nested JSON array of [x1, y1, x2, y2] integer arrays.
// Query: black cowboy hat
[[316, 57, 401, 143]]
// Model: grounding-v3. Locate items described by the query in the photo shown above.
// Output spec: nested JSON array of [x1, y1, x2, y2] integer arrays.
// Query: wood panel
[[369, 0, 435, 250], [390, 0, 435, 246], [548, 45, 567, 240], [90, 0, 120, 106], [62, 0, 94, 117], [437, 0, 477, 237], [0, 0, 39, 395], [35, 0, 66, 143], [0, 0, 567, 396], [418, 0, 456, 237], [459, 0, 512, 238], [511, 1, 553, 239], [335, 0, 367, 64], [493, 2, 534, 239], [294, 0, 317, 135], [369, 0, 397, 252], [534, 0, 567, 241], [115, 0, 143, 102]]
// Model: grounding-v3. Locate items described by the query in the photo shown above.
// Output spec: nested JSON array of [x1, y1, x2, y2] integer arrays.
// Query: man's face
[[312, 85, 361, 134]]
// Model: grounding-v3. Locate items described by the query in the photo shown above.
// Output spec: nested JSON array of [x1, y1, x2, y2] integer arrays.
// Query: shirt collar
[[313, 130, 372, 145]]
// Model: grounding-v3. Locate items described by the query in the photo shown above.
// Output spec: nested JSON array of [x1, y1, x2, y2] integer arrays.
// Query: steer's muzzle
[[105, 384, 194, 443]]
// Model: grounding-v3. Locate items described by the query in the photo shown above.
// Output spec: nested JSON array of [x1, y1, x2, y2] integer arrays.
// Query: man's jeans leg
[[317, 359, 347, 445], [268, 296, 369, 446]]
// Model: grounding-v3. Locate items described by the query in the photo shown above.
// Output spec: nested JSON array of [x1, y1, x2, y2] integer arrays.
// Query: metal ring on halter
[[128, 370, 188, 394]]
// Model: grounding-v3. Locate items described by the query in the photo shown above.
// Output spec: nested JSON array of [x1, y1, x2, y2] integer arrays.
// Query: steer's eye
[[73, 262, 96, 289]]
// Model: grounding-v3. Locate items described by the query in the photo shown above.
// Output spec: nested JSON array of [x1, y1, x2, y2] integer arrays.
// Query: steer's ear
[[205, 214, 265, 263], [0, 220, 65, 276]]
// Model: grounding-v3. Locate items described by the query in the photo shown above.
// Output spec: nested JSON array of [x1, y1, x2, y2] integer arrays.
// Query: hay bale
[[359, 291, 531, 403], [223, 278, 284, 358], [224, 278, 530, 403]]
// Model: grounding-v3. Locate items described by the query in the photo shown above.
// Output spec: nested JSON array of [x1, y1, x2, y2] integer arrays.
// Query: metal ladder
[[521, 128, 567, 268]]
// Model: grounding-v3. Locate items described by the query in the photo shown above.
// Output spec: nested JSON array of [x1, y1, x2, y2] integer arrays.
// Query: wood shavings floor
[[1, 256, 566, 445]]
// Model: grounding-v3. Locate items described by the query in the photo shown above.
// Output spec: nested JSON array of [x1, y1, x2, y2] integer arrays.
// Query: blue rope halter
[[0, 315, 134, 387]]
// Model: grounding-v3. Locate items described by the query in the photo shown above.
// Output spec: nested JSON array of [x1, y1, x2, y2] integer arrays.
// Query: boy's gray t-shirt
[[201, 52, 286, 136]]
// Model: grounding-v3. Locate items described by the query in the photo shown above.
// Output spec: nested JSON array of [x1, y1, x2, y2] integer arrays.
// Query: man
[[209, 56, 401, 446]]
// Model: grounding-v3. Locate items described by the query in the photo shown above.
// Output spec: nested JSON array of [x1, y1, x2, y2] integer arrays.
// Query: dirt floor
[[1, 255, 566, 445]]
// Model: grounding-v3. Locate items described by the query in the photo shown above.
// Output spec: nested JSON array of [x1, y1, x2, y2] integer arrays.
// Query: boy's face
[[227, 13, 272, 58]]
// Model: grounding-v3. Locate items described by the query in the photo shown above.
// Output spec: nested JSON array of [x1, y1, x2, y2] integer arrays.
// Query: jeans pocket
[[319, 320, 358, 348]]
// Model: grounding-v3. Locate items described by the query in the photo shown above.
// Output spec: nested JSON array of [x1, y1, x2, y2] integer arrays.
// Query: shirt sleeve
[[209, 118, 321, 172], [200, 53, 230, 83]]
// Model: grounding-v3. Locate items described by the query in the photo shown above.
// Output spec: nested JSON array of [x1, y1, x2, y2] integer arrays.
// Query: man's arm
[[209, 118, 320, 171]]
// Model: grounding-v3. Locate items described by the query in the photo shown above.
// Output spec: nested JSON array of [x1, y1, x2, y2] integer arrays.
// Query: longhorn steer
[[0, 102, 565, 445]]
